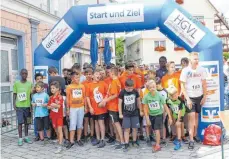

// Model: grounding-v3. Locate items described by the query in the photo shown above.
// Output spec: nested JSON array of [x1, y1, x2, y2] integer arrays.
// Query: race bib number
[[72, 89, 82, 98], [172, 105, 179, 113], [124, 104, 134, 112], [94, 93, 103, 103], [52, 108, 59, 113], [35, 98, 43, 106], [124, 95, 135, 105], [149, 101, 160, 110], [17, 92, 27, 102], [192, 84, 201, 90]]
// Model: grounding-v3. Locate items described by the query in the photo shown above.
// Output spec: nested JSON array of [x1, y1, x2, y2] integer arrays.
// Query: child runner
[[82, 68, 94, 143], [155, 77, 169, 144], [166, 85, 186, 150], [140, 77, 154, 146], [119, 79, 142, 152], [33, 73, 48, 141], [86, 69, 108, 148], [32, 81, 51, 144], [13, 69, 33, 146], [66, 72, 86, 149], [104, 67, 125, 149], [48, 81, 64, 153], [143, 80, 172, 152], [147, 70, 156, 81]]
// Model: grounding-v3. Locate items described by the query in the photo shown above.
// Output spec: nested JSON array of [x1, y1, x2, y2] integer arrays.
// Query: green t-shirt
[[142, 91, 165, 116], [166, 97, 186, 119], [13, 80, 32, 108]]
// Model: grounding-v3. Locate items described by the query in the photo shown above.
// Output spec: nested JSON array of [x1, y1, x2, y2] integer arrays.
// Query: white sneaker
[[55, 145, 63, 154]]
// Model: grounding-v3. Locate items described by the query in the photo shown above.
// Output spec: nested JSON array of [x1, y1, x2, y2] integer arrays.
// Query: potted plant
[[176, 0, 184, 4]]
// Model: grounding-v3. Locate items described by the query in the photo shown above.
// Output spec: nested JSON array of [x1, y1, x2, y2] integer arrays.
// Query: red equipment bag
[[203, 124, 222, 146]]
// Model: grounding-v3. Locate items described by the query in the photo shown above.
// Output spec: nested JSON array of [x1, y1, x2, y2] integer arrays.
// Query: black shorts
[[109, 111, 119, 123], [84, 112, 91, 118], [63, 116, 68, 126], [36, 116, 50, 131], [187, 95, 203, 114], [16, 107, 31, 125], [122, 116, 140, 129], [93, 113, 107, 120], [149, 114, 163, 130]]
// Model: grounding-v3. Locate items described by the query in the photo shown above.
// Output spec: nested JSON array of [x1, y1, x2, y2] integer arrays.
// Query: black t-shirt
[[49, 76, 66, 96], [119, 89, 140, 117]]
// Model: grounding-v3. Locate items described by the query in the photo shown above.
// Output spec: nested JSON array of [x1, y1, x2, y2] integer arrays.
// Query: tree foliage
[[223, 52, 229, 60], [115, 37, 124, 65]]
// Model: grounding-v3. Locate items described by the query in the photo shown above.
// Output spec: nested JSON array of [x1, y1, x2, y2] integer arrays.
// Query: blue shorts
[[16, 107, 31, 125]]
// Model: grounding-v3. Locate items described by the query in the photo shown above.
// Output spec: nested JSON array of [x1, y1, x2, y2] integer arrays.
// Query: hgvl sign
[[42, 19, 73, 54], [87, 4, 144, 25], [164, 9, 206, 48]]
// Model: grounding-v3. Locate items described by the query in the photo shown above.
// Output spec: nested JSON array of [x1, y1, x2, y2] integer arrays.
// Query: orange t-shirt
[[119, 72, 141, 89], [161, 73, 181, 94], [135, 69, 145, 87], [82, 80, 92, 92], [104, 77, 112, 85], [66, 84, 85, 108], [82, 80, 92, 113], [86, 81, 108, 115], [107, 78, 121, 112]]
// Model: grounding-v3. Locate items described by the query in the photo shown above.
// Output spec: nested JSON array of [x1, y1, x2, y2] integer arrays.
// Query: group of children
[[13, 55, 203, 154]]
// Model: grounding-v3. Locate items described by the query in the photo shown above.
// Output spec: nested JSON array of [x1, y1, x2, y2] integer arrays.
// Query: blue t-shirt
[[32, 92, 49, 117]]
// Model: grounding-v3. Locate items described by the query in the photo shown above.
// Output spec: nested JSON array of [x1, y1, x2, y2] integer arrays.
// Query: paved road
[[1, 130, 229, 159]]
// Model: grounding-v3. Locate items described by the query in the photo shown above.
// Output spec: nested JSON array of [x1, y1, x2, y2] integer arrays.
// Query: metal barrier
[[1, 91, 17, 134]]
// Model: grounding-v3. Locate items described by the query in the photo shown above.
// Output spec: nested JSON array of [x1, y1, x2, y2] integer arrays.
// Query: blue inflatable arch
[[34, 0, 223, 139]]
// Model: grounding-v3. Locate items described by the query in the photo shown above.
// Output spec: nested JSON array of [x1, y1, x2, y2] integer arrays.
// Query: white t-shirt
[[180, 66, 207, 98]]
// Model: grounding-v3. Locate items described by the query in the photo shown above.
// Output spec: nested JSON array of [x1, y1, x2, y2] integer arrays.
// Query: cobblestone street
[[1, 130, 229, 159]]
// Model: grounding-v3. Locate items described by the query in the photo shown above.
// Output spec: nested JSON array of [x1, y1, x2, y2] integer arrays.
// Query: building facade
[[124, 0, 217, 66], [0, 0, 94, 90]]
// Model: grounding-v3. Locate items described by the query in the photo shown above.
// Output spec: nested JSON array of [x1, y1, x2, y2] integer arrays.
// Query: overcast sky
[[210, 0, 229, 17], [114, 0, 229, 18]]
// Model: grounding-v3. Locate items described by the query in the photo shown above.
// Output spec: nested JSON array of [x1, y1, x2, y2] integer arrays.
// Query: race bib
[[124, 104, 135, 112], [52, 108, 59, 113], [72, 89, 82, 98], [17, 92, 27, 102], [124, 95, 135, 105], [94, 93, 103, 103], [149, 101, 160, 110], [35, 98, 43, 106], [172, 105, 179, 113], [192, 84, 201, 90]]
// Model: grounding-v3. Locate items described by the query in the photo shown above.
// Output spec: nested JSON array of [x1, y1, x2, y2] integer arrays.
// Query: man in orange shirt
[[119, 62, 141, 90], [66, 72, 86, 149], [103, 67, 125, 149], [86, 69, 108, 148], [82, 68, 94, 143]]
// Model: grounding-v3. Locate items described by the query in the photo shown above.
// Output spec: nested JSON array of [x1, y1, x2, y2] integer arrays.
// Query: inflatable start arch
[[34, 0, 223, 139]]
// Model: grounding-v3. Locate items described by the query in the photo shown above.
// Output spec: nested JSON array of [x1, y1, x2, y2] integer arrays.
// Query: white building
[[124, 0, 218, 66]]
